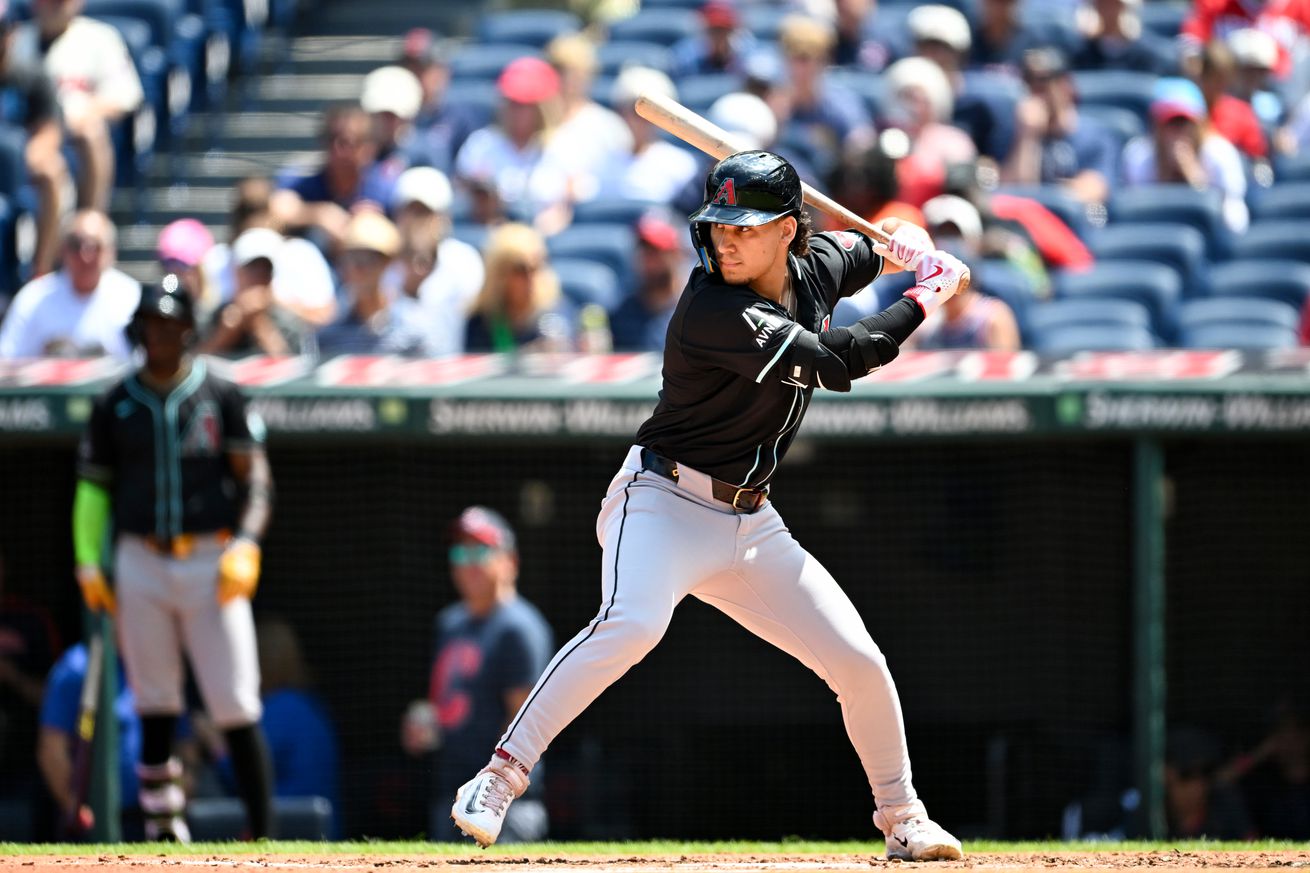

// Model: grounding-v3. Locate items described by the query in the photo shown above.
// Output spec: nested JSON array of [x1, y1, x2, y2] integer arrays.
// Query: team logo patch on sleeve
[[832, 231, 859, 251]]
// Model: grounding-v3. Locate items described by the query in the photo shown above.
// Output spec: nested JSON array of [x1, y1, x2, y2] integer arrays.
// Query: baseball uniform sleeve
[[217, 381, 264, 452], [807, 231, 885, 310], [76, 392, 117, 484]]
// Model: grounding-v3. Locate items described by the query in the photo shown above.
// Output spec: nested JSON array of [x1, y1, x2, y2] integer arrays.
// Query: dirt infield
[[7, 851, 1309, 873]]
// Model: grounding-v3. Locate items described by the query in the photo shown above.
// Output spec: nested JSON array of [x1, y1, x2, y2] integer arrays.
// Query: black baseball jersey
[[78, 359, 264, 539], [636, 230, 883, 488]]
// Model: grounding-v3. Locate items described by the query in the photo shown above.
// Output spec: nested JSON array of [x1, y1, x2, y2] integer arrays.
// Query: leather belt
[[143, 529, 232, 560], [640, 448, 768, 513]]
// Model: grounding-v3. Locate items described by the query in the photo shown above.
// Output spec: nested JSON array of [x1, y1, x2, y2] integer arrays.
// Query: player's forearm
[[37, 730, 76, 812], [236, 451, 274, 541]]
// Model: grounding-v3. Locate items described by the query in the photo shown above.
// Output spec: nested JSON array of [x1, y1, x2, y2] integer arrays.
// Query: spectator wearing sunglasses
[[401, 506, 553, 842], [0, 209, 140, 359]]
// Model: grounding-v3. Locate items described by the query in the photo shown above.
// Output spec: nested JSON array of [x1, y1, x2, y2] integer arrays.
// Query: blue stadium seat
[[1070, 70, 1157, 123], [1110, 185, 1227, 256], [477, 10, 582, 47], [608, 8, 700, 46], [1138, 0, 1189, 36], [1273, 150, 1310, 182], [642, 0, 703, 8], [1228, 219, 1310, 262], [1179, 322, 1299, 349], [1054, 260, 1182, 341], [995, 184, 1095, 239], [85, 0, 202, 131], [596, 40, 675, 76], [449, 224, 490, 253], [1079, 104, 1146, 150], [572, 199, 662, 225], [828, 69, 889, 119], [552, 257, 623, 310], [976, 259, 1037, 337], [1204, 259, 1310, 309], [1249, 182, 1310, 221], [0, 124, 26, 197], [547, 223, 638, 290], [448, 44, 540, 81], [1087, 223, 1208, 296], [743, 5, 789, 41], [1032, 323, 1157, 354], [1026, 297, 1153, 335], [677, 73, 740, 115], [1179, 297, 1299, 333]]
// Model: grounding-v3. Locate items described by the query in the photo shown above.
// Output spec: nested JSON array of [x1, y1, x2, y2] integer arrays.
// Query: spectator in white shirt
[[0, 209, 140, 358], [25, 0, 144, 211], [382, 166, 486, 355], [542, 34, 632, 205], [595, 66, 701, 206]]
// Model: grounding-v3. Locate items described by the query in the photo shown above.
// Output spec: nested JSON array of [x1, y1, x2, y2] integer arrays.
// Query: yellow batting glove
[[217, 537, 261, 605], [76, 565, 116, 615]]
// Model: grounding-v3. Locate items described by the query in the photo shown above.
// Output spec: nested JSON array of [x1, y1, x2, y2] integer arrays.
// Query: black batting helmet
[[126, 273, 197, 345], [689, 150, 803, 273]]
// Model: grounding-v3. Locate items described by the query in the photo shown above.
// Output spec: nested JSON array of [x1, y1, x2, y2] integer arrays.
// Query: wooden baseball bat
[[62, 631, 103, 839], [633, 90, 970, 292]]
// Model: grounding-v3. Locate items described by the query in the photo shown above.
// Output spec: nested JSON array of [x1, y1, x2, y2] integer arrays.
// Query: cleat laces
[[481, 774, 514, 816]]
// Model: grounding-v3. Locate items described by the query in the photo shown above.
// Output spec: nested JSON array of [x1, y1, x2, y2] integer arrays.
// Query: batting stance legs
[[454, 446, 926, 843]]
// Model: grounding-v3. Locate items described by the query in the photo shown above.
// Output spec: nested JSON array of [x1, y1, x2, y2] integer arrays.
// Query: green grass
[[1, 839, 1306, 857]]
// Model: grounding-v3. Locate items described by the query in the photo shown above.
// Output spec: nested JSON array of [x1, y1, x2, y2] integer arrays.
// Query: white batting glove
[[903, 250, 968, 317], [872, 223, 933, 270]]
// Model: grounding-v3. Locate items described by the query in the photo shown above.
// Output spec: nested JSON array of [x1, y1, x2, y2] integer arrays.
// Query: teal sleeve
[[72, 480, 111, 568]]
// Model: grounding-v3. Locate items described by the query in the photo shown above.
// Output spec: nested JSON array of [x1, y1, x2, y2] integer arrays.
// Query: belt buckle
[[732, 487, 760, 512], [172, 534, 195, 560]]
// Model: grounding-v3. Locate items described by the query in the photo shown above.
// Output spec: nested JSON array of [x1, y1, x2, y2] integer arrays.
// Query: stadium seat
[[572, 199, 663, 226], [1026, 297, 1153, 335], [0, 123, 26, 197], [743, 5, 789, 41], [976, 259, 1037, 336], [608, 8, 700, 46], [1138, 0, 1189, 37], [1110, 185, 1227, 255], [448, 44, 540, 81], [995, 184, 1095, 239], [1249, 182, 1310, 221], [677, 73, 740, 114], [1053, 260, 1182, 341], [1070, 70, 1157, 123], [1079, 104, 1146, 149], [1179, 322, 1299, 349], [1179, 297, 1299, 333], [547, 223, 638, 290], [1204, 259, 1310, 309], [596, 40, 674, 76], [1273, 150, 1310, 182], [477, 10, 583, 47], [1087, 223, 1208, 296], [552, 257, 623, 310], [1227, 219, 1310, 263], [828, 68, 890, 119], [1032, 323, 1157, 354], [449, 224, 490, 253], [642, 0, 703, 8]]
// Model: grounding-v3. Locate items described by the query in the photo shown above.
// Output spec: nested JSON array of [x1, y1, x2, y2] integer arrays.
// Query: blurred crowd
[[5, 0, 1310, 360]]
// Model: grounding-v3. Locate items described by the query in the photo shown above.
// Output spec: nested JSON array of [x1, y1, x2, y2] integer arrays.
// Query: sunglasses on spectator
[[160, 257, 195, 272], [65, 233, 103, 253], [509, 260, 542, 275], [342, 249, 387, 267], [449, 544, 498, 566]]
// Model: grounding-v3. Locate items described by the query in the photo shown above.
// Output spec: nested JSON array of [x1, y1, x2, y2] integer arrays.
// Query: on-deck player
[[452, 151, 968, 860], [72, 275, 276, 841]]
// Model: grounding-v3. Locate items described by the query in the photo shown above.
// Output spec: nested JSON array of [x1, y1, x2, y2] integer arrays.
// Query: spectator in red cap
[[608, 210, 690, 351], [1121, 77, 1248, 232], [671, 0, 758, 77], [454, 57, 570, 230], [400, 505, 553, 842], [398, 27, 485, 174]]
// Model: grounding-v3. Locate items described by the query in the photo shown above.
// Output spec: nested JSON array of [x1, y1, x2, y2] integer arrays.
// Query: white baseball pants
[[498, 445, 918, 810], [115, 533, 263, 727]]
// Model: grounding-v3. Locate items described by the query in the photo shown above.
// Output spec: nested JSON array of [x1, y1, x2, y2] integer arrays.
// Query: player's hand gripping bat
[[633, 90, 971, 293]]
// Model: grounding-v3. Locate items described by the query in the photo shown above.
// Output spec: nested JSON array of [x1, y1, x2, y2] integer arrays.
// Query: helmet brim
[[688, 203, 789, 227]]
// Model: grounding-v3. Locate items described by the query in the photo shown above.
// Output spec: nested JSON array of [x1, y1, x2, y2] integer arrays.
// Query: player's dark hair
[[789, 209, 812, 258]]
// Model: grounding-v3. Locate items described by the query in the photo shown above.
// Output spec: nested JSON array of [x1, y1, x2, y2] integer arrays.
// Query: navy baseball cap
[[450, 506, 517, 552]]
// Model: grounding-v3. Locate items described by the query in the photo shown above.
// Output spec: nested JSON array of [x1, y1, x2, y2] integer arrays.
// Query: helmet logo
[[711, 178, 737, 206]]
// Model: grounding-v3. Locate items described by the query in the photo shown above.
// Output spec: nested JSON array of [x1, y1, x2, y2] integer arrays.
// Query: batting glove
[[217, 537, 261, 605], [76, 565, 116, 615], [903, 250, 969, 318], [872, 223, 933, 271]]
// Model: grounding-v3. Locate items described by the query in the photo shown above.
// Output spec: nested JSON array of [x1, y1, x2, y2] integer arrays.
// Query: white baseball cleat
[[451, 753, 530, 847], [874, 802, 964, 861]]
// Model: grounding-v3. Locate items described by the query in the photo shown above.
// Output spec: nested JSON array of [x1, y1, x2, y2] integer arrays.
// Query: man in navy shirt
[[403, 507, 553, 842]]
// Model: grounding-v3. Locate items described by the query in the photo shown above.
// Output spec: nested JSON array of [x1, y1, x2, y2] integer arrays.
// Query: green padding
[[73, 479, 111, 568]]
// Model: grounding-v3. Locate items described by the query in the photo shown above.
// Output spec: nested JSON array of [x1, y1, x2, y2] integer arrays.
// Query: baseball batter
[[452, 151, 968, 860], [72, 276, 275, 841]]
